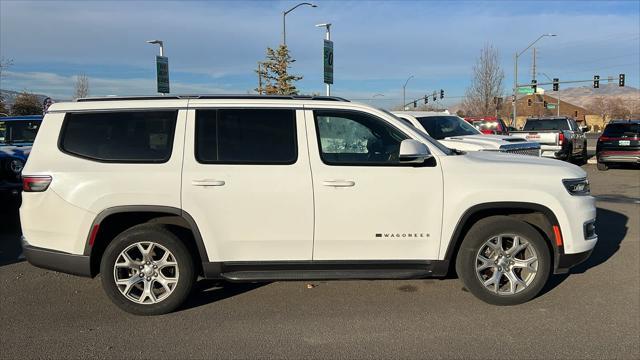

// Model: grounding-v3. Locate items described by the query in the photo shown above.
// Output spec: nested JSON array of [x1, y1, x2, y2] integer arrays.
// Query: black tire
[[455, 216, 551, 306], [100, 224, 195, 315], [597, 161, 609, 171]]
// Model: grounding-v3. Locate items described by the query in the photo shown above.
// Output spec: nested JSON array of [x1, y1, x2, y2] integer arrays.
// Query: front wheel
[[597, 161, 609, 171], [100, 225, 196, 315], [455, 216, 551, 305]]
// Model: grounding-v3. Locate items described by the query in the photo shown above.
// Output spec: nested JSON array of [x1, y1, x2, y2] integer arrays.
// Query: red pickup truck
[[464, 117, 510, 135]]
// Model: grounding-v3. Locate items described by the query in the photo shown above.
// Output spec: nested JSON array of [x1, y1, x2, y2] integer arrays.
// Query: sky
[[1, 0, 639, 108]]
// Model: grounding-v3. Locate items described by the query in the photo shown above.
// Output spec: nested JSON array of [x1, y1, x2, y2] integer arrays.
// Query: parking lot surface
[[0, 164, 638, 359]]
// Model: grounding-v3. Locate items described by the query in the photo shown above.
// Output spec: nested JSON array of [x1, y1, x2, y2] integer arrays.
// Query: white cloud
[[1, 70, 238, 99]]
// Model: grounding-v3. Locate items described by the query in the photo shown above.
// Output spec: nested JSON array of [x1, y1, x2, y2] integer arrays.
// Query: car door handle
[[192, 179, 226, 187], [322, 180, 355, 187]]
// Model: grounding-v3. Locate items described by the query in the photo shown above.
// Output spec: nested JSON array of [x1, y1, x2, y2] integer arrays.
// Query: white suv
[[393, 111, 541, 156], [21, 95, 597, 315]]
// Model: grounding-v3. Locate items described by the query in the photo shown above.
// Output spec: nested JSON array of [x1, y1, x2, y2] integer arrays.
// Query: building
[[513, 94, 590, 129]]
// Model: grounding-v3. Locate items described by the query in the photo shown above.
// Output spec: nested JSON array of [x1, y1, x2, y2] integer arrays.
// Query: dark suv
[[596, 120, 640, 170], [0, 115, 43, 194]]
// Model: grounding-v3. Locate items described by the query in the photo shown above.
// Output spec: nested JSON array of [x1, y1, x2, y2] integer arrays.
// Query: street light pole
[[146, 39, 164, 57], [146, 40, 165, 95], [402, 75, 414, 110], [316, 23, 332, 96], [283, 2, 317, 45], [513, 33, 556, 126]]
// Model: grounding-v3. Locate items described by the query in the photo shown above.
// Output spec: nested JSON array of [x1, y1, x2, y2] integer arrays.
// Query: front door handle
[[192, 179, 226, 187], [322, 180, 355, 187]]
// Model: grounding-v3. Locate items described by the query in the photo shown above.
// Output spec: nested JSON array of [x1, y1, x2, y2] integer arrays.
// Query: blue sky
[[1, 0, 638, 108]]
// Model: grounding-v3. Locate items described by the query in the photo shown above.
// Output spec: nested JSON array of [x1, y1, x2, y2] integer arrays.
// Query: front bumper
[[556, 248, 594, 274], [22, 241, 92, 277]]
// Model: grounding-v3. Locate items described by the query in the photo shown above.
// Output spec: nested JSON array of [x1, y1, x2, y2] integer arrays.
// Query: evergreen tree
[[255, 45, 302, 95]]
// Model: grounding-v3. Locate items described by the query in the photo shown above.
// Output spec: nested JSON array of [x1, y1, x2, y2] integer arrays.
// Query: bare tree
[[461, 44, 505, 116], [0, 57, 13, 78], [74, 74, 90, 99], [586, 96, 632, 121]]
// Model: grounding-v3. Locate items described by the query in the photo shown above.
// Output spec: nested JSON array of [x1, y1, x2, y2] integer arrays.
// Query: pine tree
[[255, 45, 302, 95]]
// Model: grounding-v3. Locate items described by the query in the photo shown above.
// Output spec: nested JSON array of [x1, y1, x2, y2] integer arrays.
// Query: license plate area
[[619, 140, 631, 146]]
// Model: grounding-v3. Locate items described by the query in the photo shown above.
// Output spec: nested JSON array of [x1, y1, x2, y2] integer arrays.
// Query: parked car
[[465, 117, 510, 135], [0, 115, 43, 194], [596, 119, 640, 170], [22, 95, 596, 315], [510, 117, 588, 162], [393, 111, 540, 156]]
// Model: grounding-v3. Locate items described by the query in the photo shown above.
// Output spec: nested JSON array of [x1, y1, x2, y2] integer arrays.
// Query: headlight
[[563, 178, 590, 196]]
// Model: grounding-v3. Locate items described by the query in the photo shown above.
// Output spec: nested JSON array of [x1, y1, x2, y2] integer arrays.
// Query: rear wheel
[[100, 225, 195, 315], [597, 161, 609, 171], [455, 216, 551, 305]]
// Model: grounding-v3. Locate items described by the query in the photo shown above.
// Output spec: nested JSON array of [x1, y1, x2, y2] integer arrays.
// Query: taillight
[[598, 136, 610, 142], [22, 175, 52, 192], [558, 132, 565, 144]]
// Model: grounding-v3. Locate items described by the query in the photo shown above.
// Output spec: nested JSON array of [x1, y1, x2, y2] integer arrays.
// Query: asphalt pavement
[[0, 164, 638, 359]]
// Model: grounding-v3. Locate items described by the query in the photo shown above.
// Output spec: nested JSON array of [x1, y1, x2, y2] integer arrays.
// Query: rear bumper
[[22, 241, 92, 277], [540, 145, 570, 159], [598, 150, 640, 164]]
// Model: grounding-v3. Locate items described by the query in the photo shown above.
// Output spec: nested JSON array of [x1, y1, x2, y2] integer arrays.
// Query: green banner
[[546, 103, 556, 109], [156, 56, 170, 93], [323, 40, 334, 85]]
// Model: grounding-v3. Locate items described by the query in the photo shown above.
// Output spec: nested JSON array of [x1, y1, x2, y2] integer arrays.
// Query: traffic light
[[619, 73, 625, 87], [553, 78, 559, 91], [544, 101, 548, 108], [531, 79, 537, 93], [440, 89, 444, 99], [424, 95, 428, 104], [413, 101, 417, 108], [527, 98, 532, 106], [594, 75, 600, 89], [432, 91, 437, 101]]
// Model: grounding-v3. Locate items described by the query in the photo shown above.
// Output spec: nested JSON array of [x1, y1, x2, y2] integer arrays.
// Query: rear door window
[[60, 111, 177, 162], [523, 119, 570, 131], [195, 109, 297, 164]]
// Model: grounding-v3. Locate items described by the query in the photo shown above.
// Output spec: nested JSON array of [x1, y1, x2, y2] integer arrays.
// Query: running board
[[202, 260, 449, 281]]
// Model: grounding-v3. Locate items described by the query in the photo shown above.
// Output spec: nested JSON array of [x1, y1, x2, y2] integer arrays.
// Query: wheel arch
[[84, 206, 208, 277], [444, 202, 564, 274]]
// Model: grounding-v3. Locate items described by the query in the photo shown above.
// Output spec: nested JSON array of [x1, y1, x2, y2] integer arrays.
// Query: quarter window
[[314, 110, 407, 165], [60, 111, 177, 162], [195, 109, 297, 164]]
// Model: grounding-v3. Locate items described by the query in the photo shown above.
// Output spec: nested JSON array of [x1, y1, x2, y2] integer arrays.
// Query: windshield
[[603, 123, 639, 137], [378, 109, 453, 155], [523, 119, 569, 131], [416, 116, 480, 139], [0, 120, 42, 144]]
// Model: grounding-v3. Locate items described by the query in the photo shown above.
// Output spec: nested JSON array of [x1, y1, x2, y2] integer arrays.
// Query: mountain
[[0, 89, 64, 109], [555, 83, 639, 109]]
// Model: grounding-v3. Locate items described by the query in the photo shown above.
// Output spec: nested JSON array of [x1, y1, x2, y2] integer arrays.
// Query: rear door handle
[[192, 179, 226, 187], [322, 180, 355, 187]]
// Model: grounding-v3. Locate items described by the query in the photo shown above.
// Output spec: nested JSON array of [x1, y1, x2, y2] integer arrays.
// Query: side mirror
[[581, 126, 589, 133], [399, 139, 432, 163]]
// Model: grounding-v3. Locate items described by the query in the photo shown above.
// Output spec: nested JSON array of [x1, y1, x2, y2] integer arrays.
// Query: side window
[[195, 109, 297, 164], [60, 111, 177, 162], [314, 110, 407, 165]]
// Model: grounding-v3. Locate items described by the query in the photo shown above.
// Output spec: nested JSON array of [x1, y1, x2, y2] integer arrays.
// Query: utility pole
[[532, 48, 536, 83]]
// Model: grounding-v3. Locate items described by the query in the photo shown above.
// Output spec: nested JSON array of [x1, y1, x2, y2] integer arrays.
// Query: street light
[[316, 23, 332, 96], [402, 75, 414, 110], [283, 2, 317, 45], [146, 39, 164, 56], [372, 93, 385, 98], [513, 34, 556, 125]]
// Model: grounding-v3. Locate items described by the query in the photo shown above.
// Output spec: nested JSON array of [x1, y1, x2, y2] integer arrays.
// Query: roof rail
[[76, 94, 350, 102]]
